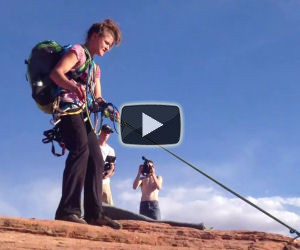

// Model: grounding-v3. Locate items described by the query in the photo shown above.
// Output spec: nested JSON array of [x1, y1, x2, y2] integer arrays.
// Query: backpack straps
[[68, 45, 94, 81]]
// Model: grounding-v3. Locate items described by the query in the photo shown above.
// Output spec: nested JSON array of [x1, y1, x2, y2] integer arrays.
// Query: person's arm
[[94, 66, 103, 100], [94, 65, 120, 121], [150, 166, 162, 190], [132, 165, 143, 189], [152, 175, 162, 190], [49, 50, 86, 100]]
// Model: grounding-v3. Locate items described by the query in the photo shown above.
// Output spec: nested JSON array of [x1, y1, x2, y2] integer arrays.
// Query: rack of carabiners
[[42, 97, 119, 157]]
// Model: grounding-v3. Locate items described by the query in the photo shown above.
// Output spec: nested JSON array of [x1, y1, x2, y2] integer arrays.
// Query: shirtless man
[[132, 161, 163, 220]]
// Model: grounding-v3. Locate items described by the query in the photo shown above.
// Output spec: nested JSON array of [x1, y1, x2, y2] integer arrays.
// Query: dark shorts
[[139, 200, 161, 220]]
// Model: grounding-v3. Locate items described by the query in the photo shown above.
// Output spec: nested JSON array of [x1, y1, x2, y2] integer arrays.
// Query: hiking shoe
[[87, 214, 122, 230], [55, 214, 87, 224]]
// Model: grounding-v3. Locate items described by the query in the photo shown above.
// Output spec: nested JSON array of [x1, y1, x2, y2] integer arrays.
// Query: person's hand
[[138, 165, 144, 174], [100, 96, 107, 103], [96, 96, 107, 105], [150, 165, 155, 176], [114, 110, 120, 122], [71, 81, 86, 101], [105, 164, 115, 178], [107, 107, 119, 122], [92, 97, 107, 113]]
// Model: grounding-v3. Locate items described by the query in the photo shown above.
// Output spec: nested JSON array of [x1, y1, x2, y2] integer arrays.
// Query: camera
[[103, 155, 116, 177], [141, 156, 153, 176]]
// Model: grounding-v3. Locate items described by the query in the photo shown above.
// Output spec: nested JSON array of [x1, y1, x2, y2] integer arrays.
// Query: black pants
[[55, 113, 104, 220]]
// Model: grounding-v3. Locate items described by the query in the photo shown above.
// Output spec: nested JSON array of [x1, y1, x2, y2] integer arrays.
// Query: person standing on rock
[[50, 19, 122, 229], [99, 124, 116, 206], [132, 160, 162, 220]]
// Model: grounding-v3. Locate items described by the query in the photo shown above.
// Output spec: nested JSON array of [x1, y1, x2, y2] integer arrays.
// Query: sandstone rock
[[0, 216, 299, 249]]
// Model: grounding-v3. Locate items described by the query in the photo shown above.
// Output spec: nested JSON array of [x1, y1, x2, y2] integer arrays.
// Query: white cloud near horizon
[[0, 177, 299, 237], [113, 179, 300, 236], [0, 200, 21, 217], [0, 179, 61, 220]]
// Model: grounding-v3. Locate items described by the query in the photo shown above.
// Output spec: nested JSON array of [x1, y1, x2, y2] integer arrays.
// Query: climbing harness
[[42, 66, 119, 156]]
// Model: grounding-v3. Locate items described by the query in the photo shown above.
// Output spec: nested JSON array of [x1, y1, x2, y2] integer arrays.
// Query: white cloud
[[0, 199, 20, 217], [112, 178, 141, 213], [282, 197, 300, 208], [1, 176, 299, 237], [114, 178, 133, 189], [0, 179, 61, 220], [19, 179, 61, 219], [113, 179, 300, 236]]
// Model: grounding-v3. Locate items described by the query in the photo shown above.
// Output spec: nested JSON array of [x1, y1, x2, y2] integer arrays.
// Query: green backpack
[[25, 40, 92, 114]]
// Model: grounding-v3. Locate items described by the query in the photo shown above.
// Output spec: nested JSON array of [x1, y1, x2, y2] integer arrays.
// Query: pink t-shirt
[[70, 44, 100, 78], [60, 44, 100, 107]]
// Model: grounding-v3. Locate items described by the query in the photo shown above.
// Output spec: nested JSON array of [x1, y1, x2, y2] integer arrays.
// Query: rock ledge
[[0, 216, 299, 249]]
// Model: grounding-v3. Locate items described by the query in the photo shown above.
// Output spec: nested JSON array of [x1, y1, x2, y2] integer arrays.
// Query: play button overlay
[[142, 113, 163, 137], [121, 104, 181, 145]]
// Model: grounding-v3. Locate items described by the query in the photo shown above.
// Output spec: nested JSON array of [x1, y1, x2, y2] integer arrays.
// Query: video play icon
[[120, 104, 181, 145], [142, 113, 163, 137]]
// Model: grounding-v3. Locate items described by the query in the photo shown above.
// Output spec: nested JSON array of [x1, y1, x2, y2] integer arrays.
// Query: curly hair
[[86, 19, 122, 46]]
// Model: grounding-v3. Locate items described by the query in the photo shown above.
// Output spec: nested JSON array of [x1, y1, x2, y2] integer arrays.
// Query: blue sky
[[1, 0, 300, 236]]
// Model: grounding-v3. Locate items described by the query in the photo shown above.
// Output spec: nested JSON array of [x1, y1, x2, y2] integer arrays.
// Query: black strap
[[42, 127, 65, 157]]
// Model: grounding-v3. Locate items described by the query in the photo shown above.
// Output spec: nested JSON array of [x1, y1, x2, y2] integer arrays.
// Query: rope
[[120, 117, 300, 238], [47, 86, 300, 238]]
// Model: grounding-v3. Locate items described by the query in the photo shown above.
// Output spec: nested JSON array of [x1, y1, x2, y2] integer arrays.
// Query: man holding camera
[[99, 124, 116, 206], [132, 159, 163, 220]]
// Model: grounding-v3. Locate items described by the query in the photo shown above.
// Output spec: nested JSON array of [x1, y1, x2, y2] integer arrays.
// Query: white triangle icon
[[142, 113, 163, 137]]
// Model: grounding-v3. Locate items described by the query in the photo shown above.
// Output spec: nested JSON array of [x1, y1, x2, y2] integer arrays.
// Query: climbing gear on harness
[[45, 100, 119, 157], [85, 100, 120, 136], [42, 125, 65, 157], [25, 40, 92, 114], [83, 67, 120, 136]]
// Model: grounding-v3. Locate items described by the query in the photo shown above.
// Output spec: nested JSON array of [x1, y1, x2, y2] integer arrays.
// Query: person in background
[[99, 124, 116, 206], [132, 160, 162, 220]]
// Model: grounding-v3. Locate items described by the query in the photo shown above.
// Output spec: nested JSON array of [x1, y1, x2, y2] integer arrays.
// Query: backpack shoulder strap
[[69, 45, 94, 80], [77, 45, 93, 73]]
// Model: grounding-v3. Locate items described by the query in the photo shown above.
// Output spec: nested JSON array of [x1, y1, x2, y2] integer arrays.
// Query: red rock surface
[[0, 216, 299, 249]]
